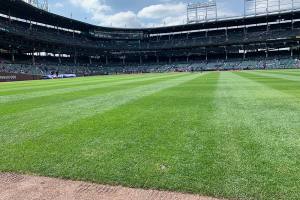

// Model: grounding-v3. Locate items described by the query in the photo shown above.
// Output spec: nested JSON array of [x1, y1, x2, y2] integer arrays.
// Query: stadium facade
[[1, 0, 300, 78]]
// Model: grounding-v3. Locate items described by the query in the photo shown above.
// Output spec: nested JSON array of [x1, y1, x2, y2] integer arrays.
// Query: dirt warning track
[[0, 173, 224, 200]]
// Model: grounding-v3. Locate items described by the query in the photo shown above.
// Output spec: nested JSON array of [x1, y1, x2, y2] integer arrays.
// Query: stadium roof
[[1, 0, 300, 34]]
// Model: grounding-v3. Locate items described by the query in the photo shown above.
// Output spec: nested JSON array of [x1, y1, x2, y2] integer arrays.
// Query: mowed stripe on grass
[[212, 72, 300, 199], [0, 73, 202, 146], [258, 69, 300, 77], [0, 71, 300, 200], [0, 72, 218, 190], [246, 70, 300, 82], [0, 73, 183, 103], [0, 74, 158, 92], [0, 73, 185, 116]]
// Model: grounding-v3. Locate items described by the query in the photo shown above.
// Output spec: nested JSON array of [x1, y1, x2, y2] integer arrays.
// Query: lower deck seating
[[1, 57, 299, 76]]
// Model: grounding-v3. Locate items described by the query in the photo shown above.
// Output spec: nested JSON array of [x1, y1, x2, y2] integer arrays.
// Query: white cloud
[[67, 0, 242, 28], [137, 3, 186, 19], [135, 3, 188, 27], [68, 0, 187, 27], [69, 0, 141, 27], [95, 11, 141, 28]]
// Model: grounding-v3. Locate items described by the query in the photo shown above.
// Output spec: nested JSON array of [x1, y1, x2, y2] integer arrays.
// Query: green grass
[[1, 71, 300, 199]]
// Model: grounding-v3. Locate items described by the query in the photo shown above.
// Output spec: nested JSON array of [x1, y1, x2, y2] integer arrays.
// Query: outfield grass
[[0, 71, 300, 199]]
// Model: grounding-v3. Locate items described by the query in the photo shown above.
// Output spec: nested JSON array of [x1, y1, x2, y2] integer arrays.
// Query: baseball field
[[0, 70, 299, 199]]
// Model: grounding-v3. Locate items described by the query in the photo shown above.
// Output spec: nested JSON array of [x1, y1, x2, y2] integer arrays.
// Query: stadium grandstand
[[1, 0, 300, 80]]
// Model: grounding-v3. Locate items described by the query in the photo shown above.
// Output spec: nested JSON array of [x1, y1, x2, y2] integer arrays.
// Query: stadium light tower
[[23, 0, 49, 11], [244, 0, 300, 16], [187, 0, 217, 24]]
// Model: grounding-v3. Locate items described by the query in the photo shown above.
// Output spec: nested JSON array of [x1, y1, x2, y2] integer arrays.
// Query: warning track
[[0, 173, 224, 200]]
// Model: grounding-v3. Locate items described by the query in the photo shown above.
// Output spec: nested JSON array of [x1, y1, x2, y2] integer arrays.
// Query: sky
[[45, 0, 290, 28]]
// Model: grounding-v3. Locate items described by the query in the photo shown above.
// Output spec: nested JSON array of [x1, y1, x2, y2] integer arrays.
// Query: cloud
[[137, 3, 186, 19], [94, 11, 141, 28], [69, 0, 141, 27], [68, 0, 187, 27], [67, 0, 242, 28], [135, 3, 187, 27]]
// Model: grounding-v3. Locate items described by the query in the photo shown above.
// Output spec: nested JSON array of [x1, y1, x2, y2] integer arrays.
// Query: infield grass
[[1, 71, 300, 199]]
